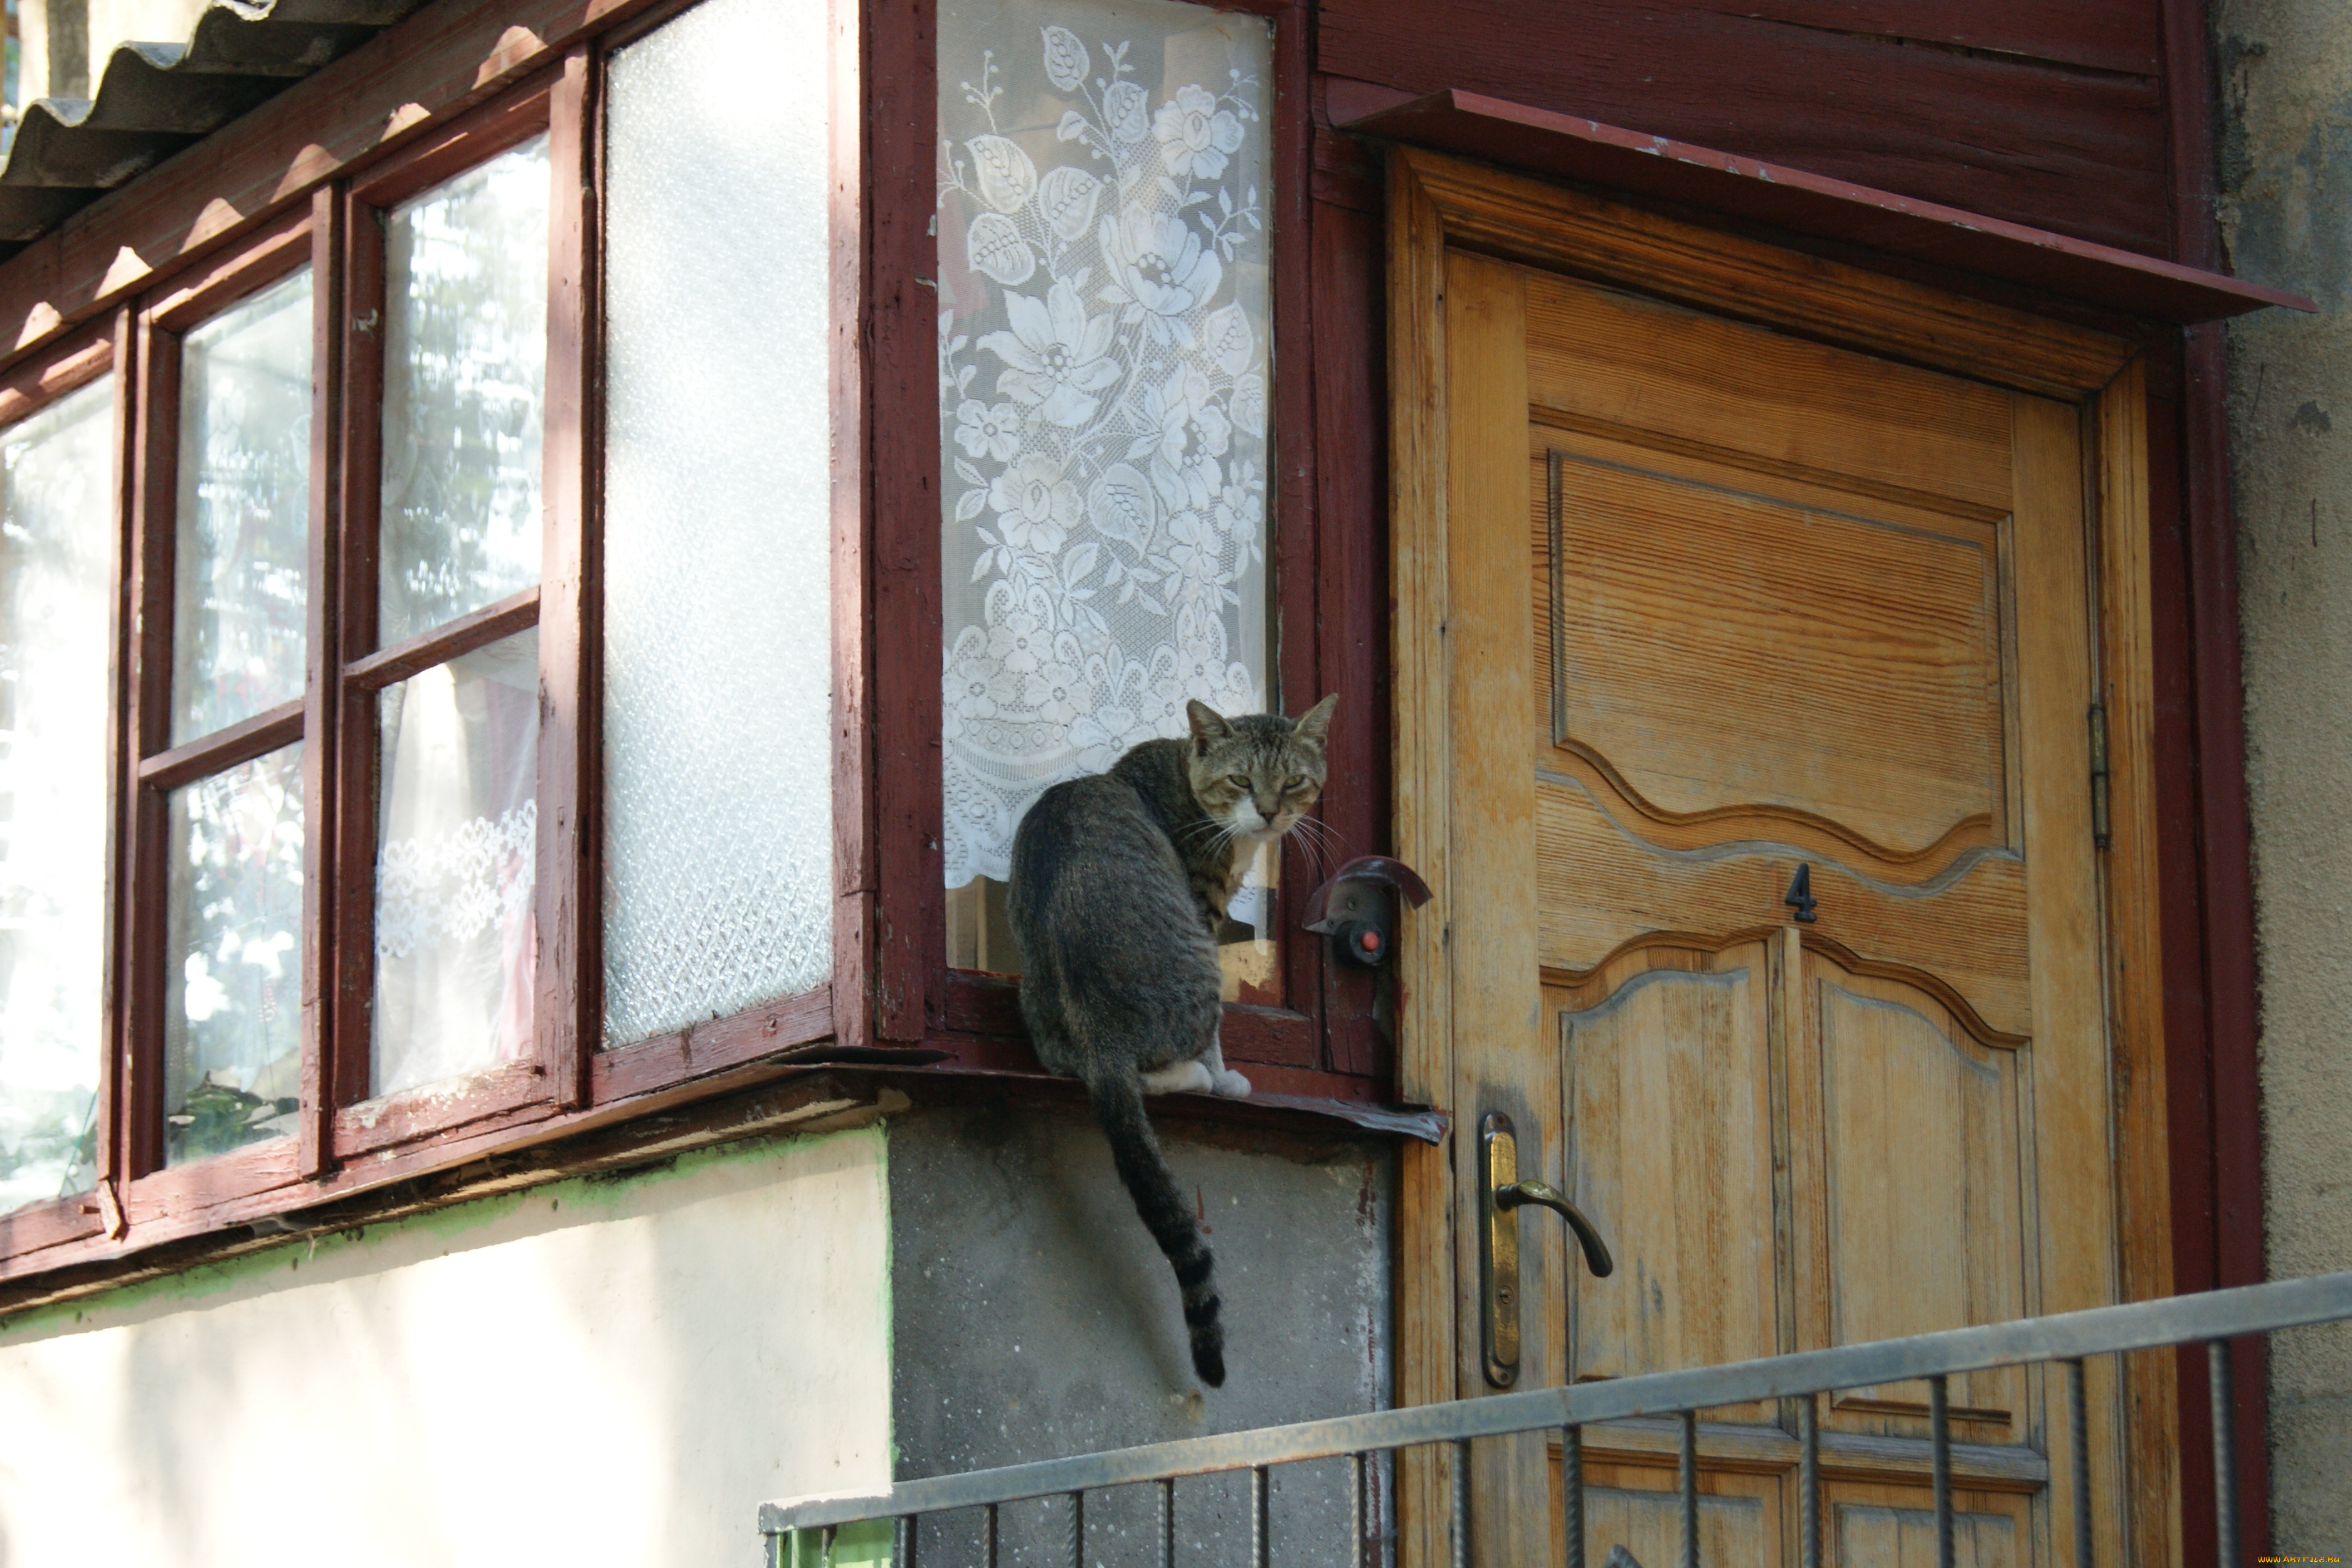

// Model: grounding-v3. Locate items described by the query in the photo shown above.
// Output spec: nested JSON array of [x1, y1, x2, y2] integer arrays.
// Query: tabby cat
[[1007, 694, 1338, 1387]]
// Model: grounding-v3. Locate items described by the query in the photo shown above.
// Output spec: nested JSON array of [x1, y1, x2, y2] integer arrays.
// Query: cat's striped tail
[[1084, 1064, 1226, 1387]]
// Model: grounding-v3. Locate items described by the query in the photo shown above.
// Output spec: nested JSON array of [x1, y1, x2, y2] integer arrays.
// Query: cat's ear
[[1187, 699, 1235, 750], [1293, 693, 1339, 745]]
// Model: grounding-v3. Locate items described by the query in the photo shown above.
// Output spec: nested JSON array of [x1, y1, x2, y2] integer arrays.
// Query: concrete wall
[[2213, 0, 2352, 1549], [0, 1125, 891, 1568], [889, 1101, 1394, 1566]]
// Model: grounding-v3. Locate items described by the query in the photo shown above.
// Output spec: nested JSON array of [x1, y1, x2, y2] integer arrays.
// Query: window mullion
[[326, 179, 386, 1153], [541, 45, 593, 1110], [97, 307, 139, 1226], [119, 312, 180, 1183], [297, 186, 346, 1180]]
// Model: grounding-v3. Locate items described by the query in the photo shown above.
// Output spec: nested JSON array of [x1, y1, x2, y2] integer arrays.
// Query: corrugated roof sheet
[[0, 0, 420, 253]]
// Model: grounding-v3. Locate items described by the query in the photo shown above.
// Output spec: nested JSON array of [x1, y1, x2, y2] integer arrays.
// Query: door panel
[[1828, 1488, 2032, 1568], [1554, 945, 1777, 1392], [1806, 960, 2030, 1437], [1421, 243, 2127, 1567], [1544, 438, 2010, 859], [1573, 1460, 1783, 1567]]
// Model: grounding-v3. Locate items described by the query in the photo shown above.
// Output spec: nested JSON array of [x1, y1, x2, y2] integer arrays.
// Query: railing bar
[[758, 1272, 2352, 1532], [895, 1513, 918, 1568], [1451, 1438, 1472, 1568], [2210, 1339, 2239, 1568], [1678, 1411, 1699, 1568], [1069, 1489, 1084, 1568], [1252, 1465, 1270, 1568], [1564, 1426, 1584, 1568], [1930, 1374, 1954, 1568], [820, 1524, 835, 1568], [1348, 1452, 1368, 1568], [2067, 1358, 2092, 1568], [983, 1502, 999, 1568], [1159, 1476, 1175, 1568], [1798, 1397, 1820, 1568]]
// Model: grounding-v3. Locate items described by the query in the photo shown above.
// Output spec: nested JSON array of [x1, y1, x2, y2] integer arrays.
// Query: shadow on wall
[[0, 1124, 891, 1568]]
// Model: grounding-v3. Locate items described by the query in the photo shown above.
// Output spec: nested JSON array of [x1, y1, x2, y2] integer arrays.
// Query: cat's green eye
[[1228, 773, 1253, 790], [1283, 775, 1307, 790]]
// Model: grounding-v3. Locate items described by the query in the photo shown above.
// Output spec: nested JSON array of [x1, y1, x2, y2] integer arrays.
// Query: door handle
[[1497, 1180, 1616, 1280], [1480, 1111, 1614, 1388]]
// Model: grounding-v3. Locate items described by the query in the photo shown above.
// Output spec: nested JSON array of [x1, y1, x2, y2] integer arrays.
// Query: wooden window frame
[[0, 323, 129, 1263], [0, 0, 868, 1285], [123, 207, 322, 1217], [870, 0, 1394, 1105], [325, 77, 569, 1164], [0, 0, 1397, 1290]]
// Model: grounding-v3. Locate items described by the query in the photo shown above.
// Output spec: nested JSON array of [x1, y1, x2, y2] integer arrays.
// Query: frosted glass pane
[[0, 376, 114, 1210], [600, 0, 832, 1047], [938, 0, 1273, 889], [373, 630, 537, 1098], [174, 268, 314, 743], [164, 743, 304, 1165], [379, 135, 549, 647]]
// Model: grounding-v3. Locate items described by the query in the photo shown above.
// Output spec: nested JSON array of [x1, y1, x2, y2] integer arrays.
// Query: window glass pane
[[936, 0, 1274, 914], [0, 376, 114, 1211], [372, 630, 537, 1098], [173, 268, 314, 744], [600, 0, 832, 1047], [379, 135, 550, 648], [164, 742, 304, 1165]]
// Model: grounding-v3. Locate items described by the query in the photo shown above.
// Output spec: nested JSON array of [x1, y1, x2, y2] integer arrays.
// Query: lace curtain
[[938, 0, 1274, 889], [373, 631, 539, 1098]]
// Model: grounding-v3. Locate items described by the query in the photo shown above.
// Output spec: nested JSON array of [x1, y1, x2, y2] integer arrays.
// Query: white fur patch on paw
[[1212, 1070, 1253, 1099], [1143, 1061, 1216, 1096]]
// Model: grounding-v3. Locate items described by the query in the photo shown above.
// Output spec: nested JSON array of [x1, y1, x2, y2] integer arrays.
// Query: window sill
[[0, 1066, 909, 1319], [887, 1042, 1445, 1144], [926, 973, 1436, 1143], [0, 983, 895, 1293]]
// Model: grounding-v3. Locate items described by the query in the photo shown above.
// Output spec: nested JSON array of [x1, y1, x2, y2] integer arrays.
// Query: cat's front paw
[[1210, 1069, 1253, 1099]]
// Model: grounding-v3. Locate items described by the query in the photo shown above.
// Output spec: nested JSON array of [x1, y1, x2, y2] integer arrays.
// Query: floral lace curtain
[[939, 0, 1273, 889]]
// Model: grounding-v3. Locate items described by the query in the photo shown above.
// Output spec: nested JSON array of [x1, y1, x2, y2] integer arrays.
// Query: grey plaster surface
[[889, 1100, 1394, 1566], [2216, 0, 2352, 1550]]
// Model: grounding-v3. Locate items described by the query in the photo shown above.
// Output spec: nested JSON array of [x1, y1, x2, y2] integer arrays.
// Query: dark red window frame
[[0, 0, 861, 1284], [0, 0, 1404, 1291], [863, 0, 1394, 1106]]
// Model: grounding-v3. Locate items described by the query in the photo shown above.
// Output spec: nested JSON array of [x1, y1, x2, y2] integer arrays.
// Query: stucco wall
[[0, 1124, 891, 1568], [2214, 0, 2352, 1549], [889, 1101, 1394, 1566]]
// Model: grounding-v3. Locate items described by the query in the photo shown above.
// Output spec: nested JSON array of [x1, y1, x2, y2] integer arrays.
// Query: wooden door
[[1391, 151, 2173, 1568]]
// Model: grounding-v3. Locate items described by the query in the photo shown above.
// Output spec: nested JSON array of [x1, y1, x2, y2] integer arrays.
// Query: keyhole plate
[[1480, 1111, 1522, 1387]]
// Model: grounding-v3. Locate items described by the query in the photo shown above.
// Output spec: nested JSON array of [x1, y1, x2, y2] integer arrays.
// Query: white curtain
[[373, 633, 538, 1098], [938, 0, 1274, 888]]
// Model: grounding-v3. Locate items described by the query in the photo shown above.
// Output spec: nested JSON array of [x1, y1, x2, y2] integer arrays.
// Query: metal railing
[[760, 1269, 2352, 1567]]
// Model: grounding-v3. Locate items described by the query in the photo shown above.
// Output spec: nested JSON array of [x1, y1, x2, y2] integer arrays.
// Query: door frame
[[1385, 145, 2180, 1566]]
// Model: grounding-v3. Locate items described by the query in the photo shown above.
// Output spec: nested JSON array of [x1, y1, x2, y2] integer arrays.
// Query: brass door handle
[[1481, 1111, 1616, 1388], [1496, 1179, 1616, 1280]]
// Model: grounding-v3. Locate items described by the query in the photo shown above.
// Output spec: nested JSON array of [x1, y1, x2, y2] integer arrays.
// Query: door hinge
[[2088, 702, 2111, 850]]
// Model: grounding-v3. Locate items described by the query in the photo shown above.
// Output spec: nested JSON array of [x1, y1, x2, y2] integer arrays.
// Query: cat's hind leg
[[1142, 1059, 1216, 1095], [1199, 1030, 1252, 1099]]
